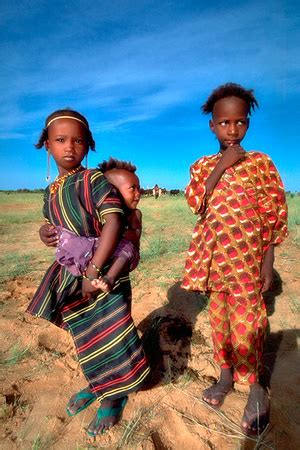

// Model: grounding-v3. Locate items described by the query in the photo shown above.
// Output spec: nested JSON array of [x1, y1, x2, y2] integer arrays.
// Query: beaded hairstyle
[[35, 108, 96, 151], [201, 82, 259, 116]]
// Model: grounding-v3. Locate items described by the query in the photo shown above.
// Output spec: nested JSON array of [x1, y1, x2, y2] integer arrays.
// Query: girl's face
[[45, 118, 88, 175], [105, 170, 141, 210], [209, 96, 249, 151]]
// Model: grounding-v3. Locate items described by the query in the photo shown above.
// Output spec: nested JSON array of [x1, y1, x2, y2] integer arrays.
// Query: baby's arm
[[123, 209, 142, 246], [82, 212, 122, 297], [91, 210, 142, 293]]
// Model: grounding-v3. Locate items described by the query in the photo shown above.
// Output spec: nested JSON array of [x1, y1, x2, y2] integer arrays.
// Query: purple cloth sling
[[56, 227, 99, 276], [55, 227, 139, 276]]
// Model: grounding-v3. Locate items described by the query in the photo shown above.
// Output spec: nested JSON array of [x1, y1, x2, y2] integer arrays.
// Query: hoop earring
[[46, 149, 51, 182], [85, 153, 88, 169]]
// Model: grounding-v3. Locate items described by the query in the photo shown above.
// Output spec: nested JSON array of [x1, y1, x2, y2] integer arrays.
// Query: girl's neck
[[58, 164, 83, 177], [50, 165, 84, 194]]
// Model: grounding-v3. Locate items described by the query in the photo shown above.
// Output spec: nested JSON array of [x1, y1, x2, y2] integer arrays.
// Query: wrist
[[216, 158, 229, 172], [85, 261, 102, 277]]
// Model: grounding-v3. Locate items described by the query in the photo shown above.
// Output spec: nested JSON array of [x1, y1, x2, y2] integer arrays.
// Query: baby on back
[[92, 158, 142, 291]]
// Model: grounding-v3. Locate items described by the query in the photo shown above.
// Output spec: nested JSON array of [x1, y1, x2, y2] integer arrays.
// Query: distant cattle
[[140, 188, 153, 196], [169, 189, 180, 196]]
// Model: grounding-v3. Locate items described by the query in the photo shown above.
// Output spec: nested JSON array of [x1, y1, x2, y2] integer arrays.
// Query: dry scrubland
[[0, 192, 299, 450]]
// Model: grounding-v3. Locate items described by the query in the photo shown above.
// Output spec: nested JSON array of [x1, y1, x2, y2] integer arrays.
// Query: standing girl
[[27, 109, 149, 436], [182, 83, 287, 436]]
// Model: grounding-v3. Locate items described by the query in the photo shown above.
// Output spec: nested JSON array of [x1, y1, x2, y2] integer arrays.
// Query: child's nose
[[228, 124, 238, 135], [65, 140, 75, 151]]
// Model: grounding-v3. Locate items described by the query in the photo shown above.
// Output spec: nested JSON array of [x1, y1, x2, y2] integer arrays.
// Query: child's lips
[[226, 140, 239, 146], [64, 156, 75, 161]]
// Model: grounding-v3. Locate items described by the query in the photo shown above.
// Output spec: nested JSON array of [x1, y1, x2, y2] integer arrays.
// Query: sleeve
[[258, 154, 288, 248], [89, 170, 123, 223], [185, 158, 209, 215], [42, 187, 51, 223]]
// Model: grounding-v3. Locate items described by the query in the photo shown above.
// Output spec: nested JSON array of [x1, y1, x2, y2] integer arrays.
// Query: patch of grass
[[289, 296, 300, 314], [175, 368, 201, 388], [31, 432, 59, 450], [3, 344, 31, 366], [287, 195, 300, 247], [0, 252, 36, 284], [32, 434, 43, 450], [141, 236, 168, 260], [0, 192, 43, 226], [118, 405, 158, 448], [0, 403, 10, 420]]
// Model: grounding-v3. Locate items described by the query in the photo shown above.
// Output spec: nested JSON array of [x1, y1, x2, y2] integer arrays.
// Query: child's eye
[[75, 138, 84, 144], [237, 120, 246, 125], [56, 137, 64, 142], [219, 121, 228, 127]]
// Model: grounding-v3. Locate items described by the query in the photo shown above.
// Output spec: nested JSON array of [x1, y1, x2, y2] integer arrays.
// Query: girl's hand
[[39, 224, 59, 247], [82, 278, 100, 298], [219, 144, 246, 170], [82, 263, 101, 298], [261, 245, 275, 293]]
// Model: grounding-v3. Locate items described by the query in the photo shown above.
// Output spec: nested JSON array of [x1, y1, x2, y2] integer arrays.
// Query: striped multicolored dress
[[27, 169, 150, 401]]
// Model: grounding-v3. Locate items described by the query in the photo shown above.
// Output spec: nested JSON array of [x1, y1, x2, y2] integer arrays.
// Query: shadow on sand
[[138, 281, 207, 388], [243, 270, 300, 448]]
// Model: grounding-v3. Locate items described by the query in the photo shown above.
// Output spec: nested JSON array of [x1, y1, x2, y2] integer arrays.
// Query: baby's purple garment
[[114, 239, 140, 271], [56, 227, 99, 276]]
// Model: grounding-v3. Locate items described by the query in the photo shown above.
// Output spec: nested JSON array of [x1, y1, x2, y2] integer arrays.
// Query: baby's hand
[[91, 276, 112, 293], [220, 144, 246, 169], [39, 223, 59, 247], [91, 279, 101, 288]]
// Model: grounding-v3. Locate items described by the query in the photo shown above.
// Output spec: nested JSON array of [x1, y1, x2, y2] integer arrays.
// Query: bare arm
[[261, 244, 275, 293], [82, 212, 122, 296], [123, 209, 142, 246], [205, 145, 246, 195]]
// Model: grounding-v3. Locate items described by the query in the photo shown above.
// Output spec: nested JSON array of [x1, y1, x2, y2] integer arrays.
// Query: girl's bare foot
[[202, 367, 233, 408], [241, 384, 270, 436]]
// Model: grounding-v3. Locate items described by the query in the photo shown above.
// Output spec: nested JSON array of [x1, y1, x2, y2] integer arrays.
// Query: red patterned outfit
[[182, 151, 288, 384]]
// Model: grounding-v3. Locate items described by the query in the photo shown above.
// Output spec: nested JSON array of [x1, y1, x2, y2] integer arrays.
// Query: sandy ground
[[0, 237, 299, 449]]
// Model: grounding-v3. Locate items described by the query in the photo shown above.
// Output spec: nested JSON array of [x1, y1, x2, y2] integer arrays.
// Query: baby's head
[[98, 158, 140, 210]]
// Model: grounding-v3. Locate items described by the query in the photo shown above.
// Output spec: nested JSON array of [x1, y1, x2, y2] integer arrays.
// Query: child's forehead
[[48, 118, 87, 134], [212, 96, 248, 117], [105, 169, 139, 185]]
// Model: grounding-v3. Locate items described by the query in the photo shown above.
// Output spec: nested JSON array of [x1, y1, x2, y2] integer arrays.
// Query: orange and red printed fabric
[[208, 290, 267, 384], [182, 151, 288, 294], [182, 151, 288, 384]]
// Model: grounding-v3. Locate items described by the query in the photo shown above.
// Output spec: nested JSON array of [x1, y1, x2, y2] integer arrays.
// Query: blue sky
[[1, 0, 299, 190]]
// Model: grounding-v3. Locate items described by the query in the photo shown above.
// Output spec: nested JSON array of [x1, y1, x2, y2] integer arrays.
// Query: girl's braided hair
[[35, 108, 95, 150]]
